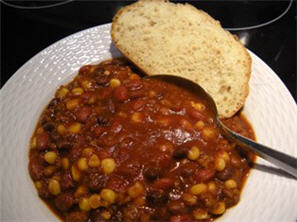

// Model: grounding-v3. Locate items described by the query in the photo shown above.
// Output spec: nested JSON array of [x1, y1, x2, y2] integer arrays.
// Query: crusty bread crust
[[111, 0, 251, 118]]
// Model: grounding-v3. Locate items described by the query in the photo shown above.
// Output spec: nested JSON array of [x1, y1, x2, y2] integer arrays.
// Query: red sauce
[[29, 58, 255, 222]]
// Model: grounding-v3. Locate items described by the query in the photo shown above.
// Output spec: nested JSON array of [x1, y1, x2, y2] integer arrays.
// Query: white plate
[[1, 23, 296, 222]]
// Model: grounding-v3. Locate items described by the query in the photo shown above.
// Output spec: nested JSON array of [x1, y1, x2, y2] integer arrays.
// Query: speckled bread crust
[[111, 0, 252, 118]]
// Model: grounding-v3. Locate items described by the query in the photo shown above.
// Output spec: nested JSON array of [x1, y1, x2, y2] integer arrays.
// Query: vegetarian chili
[[29, 58, 255, 222]]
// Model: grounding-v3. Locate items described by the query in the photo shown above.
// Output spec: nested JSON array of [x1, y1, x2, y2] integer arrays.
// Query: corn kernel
[[202, 127, 217, 140], [188, 146, 200, 160], [110, 78, 121, 88], [104, 70, 110, 76], [181, 119, 192, 130], [77, 157, 88, 171], [148, 90, 156, 98], [57, 124, 67, 134], [101, 210, 111, 220], [218, 151, 230, 163], [88, 194, 101, 209], [128, 182, 144, 198], [72, 87, 84, 95], [88, 154, 100, 167], [44, 151, 57, 164], [191, 101, 205, 112], [62, 158, 70, 170], [134, 196, 145, 206], [44, 166, 56, 176], [100, 189, 116, 204], [225, 179, 237, 189], [193, 208, 209, 220], [194, 120, 205, 130], [68, 122, 81, 134], [37, 127, 44, 134], [182, 193, 197, 206], [66, 99, 80, 110], [211, 201, 226, 215], [57, 87, 69, 98], [208, 182, 216, 192], [31, 137, 37, 148], [48, 179, 61, 195], [35, 181, 42, 190], [79, 197, 91, 211], [101, 158, 116, 174], [117, 111, 127, 118], [131, 112, 143, 123], [190, 183, 208, 195], [71, 165, 81, 181], [129, 74, 140, 80], [82, 148, 94, 157], [75, 185, 88, 198], [215, 157, 226, 171], [81, 80, 92, 89]]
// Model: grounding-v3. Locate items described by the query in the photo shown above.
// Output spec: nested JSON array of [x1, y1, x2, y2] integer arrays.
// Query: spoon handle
[[219, 121, 297, 178]]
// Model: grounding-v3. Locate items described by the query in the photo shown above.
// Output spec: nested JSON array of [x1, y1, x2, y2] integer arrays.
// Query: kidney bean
[[187, 107, 206, 120], [60, 171, 74, 191], [152, 178, 174, 190], [195, 168, 216, 182], [29, 159, 44, 180], [36, 132, 50, 150], [125, 79, 143, 90], [100, 87, 113, 99], [55, 193, 74, 212], [169, 214, 192, 222], [168, 200, 186, 214], [76, 106, 91, 122], [131, 99, 145, 111], [114, 85, 128, 102], [109, 121, 122, 134], [65, 211, 88, 222], [129, 89, 145, 99]]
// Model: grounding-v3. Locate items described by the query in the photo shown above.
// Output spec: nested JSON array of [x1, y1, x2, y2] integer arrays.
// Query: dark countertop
[[1, 1, 296, 102]]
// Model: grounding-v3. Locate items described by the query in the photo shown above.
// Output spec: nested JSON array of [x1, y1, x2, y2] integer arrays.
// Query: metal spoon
[[146, 75, 297, 178]]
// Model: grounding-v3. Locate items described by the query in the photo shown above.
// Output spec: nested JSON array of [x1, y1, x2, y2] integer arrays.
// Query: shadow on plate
[[254, 163, 297, 180]]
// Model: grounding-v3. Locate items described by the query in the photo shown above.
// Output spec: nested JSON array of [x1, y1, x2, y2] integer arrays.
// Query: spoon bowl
[[145, 74, 297, 177]]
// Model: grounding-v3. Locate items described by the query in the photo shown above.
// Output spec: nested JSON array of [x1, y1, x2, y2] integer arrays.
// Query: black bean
[[173, 147, 188, 159], [146, 190, 168, 205], [48, 98, 60, 108], [97, 116, 109, 126], [144, 167, 161, 181], [56, 138, 72, 149], [42, 122, 55, 132], [217, 167, 234, 181]]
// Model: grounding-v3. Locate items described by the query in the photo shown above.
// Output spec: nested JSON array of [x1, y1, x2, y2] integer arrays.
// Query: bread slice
[[111, 0, 251, 118]]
